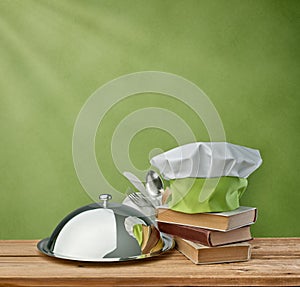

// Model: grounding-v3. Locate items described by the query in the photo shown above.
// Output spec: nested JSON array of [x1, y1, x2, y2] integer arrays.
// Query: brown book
[[157, 221, 252, 247], [156, 206, 257, 232], [175, 237, 251, 264]]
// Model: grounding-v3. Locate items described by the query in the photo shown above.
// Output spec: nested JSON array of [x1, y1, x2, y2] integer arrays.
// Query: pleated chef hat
[[150, 142, 262, 180]]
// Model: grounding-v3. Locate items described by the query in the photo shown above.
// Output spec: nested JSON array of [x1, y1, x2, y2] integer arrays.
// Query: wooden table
[[0, 238, 299, 286]]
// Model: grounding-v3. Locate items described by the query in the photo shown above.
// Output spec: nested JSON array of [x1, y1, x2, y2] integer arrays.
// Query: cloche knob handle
[[99, 194, 112, 208]]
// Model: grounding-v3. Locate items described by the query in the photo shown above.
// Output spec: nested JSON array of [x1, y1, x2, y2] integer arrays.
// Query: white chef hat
[[150, 142, 262, 179]]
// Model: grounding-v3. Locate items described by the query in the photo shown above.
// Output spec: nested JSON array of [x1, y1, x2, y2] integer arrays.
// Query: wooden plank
[[0, 240, 40, 257], [0, 255, 299, 276], [251, 238, 300, 258], [0, 238, 299, 260], [1, 238, 300, 257], [0, 238, 299, 286]]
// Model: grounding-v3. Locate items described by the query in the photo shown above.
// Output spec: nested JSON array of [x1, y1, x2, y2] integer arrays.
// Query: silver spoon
[[145, 170, 164, 206]]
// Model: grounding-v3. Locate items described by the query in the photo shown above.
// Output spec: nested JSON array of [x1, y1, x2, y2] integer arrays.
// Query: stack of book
[[156, 206, 257, 264]]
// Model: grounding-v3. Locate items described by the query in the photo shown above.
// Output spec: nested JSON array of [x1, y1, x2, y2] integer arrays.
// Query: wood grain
[[0, 238, 299, 286]]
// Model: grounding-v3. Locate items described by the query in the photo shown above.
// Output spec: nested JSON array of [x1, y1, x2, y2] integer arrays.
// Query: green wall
[[0, 0, 299, 239]]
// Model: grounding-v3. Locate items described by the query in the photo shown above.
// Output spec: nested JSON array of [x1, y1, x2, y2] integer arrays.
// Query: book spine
[[157, 221, 212, 247]]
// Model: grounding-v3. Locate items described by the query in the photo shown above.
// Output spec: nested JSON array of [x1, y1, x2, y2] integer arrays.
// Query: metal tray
[[37, 233, 174, 262]]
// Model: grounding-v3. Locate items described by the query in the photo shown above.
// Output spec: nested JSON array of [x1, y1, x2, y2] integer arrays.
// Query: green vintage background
[[0, 0, 299, 239]]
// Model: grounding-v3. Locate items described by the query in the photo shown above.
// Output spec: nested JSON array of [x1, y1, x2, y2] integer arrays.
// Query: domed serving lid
[[37, 194, 174, 262]]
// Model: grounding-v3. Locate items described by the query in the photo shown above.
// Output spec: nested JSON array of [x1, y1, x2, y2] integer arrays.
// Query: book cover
[[156, 206, 257, 231], [158, 222, 252, 247], [175, 237, 251, 264]]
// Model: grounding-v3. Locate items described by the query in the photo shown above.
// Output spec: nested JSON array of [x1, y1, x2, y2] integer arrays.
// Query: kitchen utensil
[[123, 171, 147, 195], [145, 170, 164, 206], [127, 192, 154, 208], [127, 192, 156, 218], [37, 194, 174, 262], [123, 171, 157, 207]]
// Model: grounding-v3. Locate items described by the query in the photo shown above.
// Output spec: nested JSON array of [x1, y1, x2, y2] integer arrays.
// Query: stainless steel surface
[[37, 194, 174, 262], [145, 170, 164, 206], [37, 233, 174, 262], [99, 193, 112, 208]]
